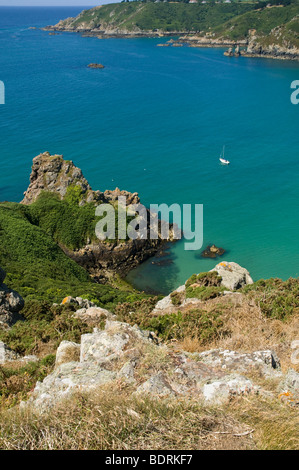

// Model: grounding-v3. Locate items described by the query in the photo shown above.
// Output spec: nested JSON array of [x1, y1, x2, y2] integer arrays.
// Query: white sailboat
[[219, 145, 230, 165]]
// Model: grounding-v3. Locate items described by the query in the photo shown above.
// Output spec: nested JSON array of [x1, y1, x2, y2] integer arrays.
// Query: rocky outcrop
[[21, 152, 104, 205], [210, 261, 253, 291], [0, 267, 24, 328], [21, 153, 173, 280], [23, 316, 284, 410], [87, 63, 105, 69], [151, 262, 253, 315], [201, 244, 225, 258], [73, 306, 116, 326]]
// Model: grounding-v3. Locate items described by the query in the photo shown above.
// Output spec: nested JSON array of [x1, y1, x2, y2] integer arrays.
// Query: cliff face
[[21, 152, 140, 207], [21, 152, 171, 281]]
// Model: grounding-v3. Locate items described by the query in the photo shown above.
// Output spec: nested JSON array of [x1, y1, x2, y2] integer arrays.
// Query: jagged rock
[[23, 316, 283, 409], [55, 341, 80, 368], [21, 153, 170, 280], [0, 341, 20, 364], [20, 355, 39, 364], [73, 306, 116, 325], [103, 187, 140, 206], [0, 268, 24, 328], [151, 284, 186, 315], [202, 375, 256, 403], [24, 362, 117, 409], [21, 152, 104, 205], [210, 261, 253, 290]]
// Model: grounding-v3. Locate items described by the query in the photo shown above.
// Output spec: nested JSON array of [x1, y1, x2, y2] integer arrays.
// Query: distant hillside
[[48, 2, 256, 34], [47, 2, 299, 59], [213, 2, 299, 46]]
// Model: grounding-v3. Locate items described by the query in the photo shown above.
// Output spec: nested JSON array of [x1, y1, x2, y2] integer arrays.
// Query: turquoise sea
[[0, 7, 299, 294]]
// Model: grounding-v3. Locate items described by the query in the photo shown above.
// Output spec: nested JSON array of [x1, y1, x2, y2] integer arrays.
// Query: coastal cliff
[[44, 2, 299, 61], [21, 152, 173, 281]]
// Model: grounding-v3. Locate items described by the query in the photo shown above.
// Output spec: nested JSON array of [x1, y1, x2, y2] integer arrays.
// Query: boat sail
[[219, 145, 230, 165]]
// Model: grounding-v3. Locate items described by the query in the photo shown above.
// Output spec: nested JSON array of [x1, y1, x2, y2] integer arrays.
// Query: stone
[[117, 361, 136, 381], [136, 372, 175, 397], [202, 375, 256, 403], [87, 63, 105, 69], [279, 369, 299, 396], [192, 349, 281, 376], [0, 341, 20, 364], [0, 275, 24, 329], [210, 261, 253, 290], [22, 317, 284, 410], [151, 284, 185, 315], [201, 244, 225, 258], [73, 306, 116, 325], [55, 341, 80, 368]]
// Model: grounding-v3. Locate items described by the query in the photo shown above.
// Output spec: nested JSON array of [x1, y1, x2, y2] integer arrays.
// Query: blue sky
[[0, 1, 119, 5]]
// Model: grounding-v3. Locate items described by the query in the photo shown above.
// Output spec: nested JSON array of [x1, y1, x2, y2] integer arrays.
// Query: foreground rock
[[0, 267, 24, 328], [23, 317, 284, 410]]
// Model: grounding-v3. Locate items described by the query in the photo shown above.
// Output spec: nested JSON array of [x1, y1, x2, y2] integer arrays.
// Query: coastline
[[43, 26, 299, 62]]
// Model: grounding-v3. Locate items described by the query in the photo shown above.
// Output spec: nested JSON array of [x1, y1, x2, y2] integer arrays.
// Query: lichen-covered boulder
[[210, 261, 254, 290], [202, 375, 256, 403], [0, 341, 20, 364], [55, 341, 80, 368], [73, 306, 116, 325]]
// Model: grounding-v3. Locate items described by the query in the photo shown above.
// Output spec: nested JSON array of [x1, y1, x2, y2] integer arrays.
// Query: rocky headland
[[21, 152, 175, 281], [43, 3, 299, 62]]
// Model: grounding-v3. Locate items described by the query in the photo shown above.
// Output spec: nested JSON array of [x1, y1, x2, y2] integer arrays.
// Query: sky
[[0, 0, 119, 6]]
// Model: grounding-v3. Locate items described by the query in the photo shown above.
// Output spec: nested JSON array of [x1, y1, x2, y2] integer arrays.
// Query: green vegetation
[[185, 271, 225, 301], [242, 277, 299, 320], [213, 2, 299, 43], [0, 304, 93, 356], [0, 196, 147, 307], [0, 355, 56, 409], [116, 299, 226, 343], [61, 2, 299, 49], [67, 2, 256, 33]]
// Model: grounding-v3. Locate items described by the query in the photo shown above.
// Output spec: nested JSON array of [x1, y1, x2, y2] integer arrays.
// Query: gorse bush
[[242, 278, 299, 320], [0, 198, 149, 307]]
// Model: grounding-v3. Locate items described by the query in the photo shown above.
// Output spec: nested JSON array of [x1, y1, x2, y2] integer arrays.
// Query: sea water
[[0, 7, 298, 294]]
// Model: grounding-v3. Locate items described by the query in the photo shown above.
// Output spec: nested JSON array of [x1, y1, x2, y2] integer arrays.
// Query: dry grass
[[0, 383, 297, 450], [0, 384, 256, 450], [227, 395, 299, 450], [175, 294, 299, 373]]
